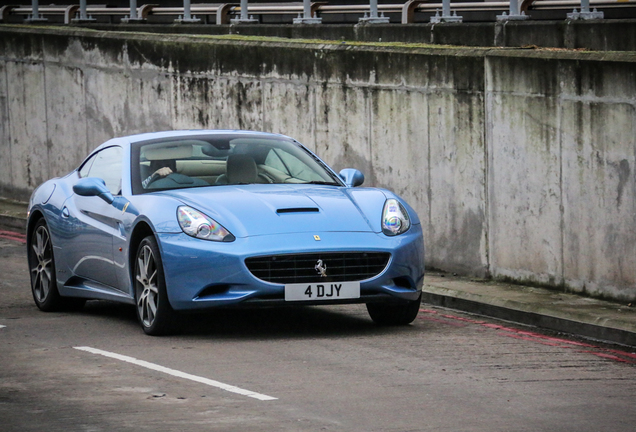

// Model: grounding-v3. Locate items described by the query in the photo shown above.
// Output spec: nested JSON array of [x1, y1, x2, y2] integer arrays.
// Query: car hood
[[158, 184, 388, 238]]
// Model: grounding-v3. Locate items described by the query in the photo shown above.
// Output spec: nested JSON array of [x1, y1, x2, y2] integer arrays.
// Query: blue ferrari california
[[27, 131, 425, 335]]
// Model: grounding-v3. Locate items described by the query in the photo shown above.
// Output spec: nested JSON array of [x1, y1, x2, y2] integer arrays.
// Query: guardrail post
[[497, 0, 529, 21], [401, 0, 422, 24], [0, 5, 16, 23], [230, 0, 257, 23], [567, 0, 604, 19], [358, 0, 389, 24], [175, 0, 201, 23], [122, 0, 144, 23], [72, 0, 96, 23], [294, 0, 322, 24], [430, 0, 462, 23], [216, 3, 233, 24], [25, 0, 47, 22]]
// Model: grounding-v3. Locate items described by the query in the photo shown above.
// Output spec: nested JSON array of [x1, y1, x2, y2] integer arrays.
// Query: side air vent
[[276, 207, 320, 214]]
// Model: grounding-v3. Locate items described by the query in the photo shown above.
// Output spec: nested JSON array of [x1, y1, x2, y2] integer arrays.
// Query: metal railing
[[529, 0, 630, 9], [2, 0, 634, 24]]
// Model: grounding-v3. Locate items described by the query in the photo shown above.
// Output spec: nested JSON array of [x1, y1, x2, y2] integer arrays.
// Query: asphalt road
[[1, 234, 636, 432]]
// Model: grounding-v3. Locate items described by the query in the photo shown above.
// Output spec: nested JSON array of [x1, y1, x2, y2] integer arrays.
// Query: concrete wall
[[86, 20, 636, 52], [1, 27, 635, 301]]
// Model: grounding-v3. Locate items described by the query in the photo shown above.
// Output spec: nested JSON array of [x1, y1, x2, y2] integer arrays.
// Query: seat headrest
[[226, 154, 258, 184]]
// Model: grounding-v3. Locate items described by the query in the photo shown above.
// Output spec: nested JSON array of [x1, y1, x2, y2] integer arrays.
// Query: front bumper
[[158, 225, 425, 311]]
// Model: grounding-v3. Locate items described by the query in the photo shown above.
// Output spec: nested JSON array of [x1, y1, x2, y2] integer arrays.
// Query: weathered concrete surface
[[0, 26, 635, 301], [485, 53, 636, 300], [81, 20, 636, 52]]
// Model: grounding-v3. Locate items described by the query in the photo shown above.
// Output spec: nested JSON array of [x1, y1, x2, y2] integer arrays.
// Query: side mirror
[[73, 177, 115, 204], [339, 169, 365, 187]]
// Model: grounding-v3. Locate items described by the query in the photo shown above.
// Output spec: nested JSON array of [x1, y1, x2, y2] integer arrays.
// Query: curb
[[0, 214, 26, 232], [422, 284, 636, 347]]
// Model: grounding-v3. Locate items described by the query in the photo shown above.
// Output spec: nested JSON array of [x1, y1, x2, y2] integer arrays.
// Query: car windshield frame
[[130, 134, 344, 195]]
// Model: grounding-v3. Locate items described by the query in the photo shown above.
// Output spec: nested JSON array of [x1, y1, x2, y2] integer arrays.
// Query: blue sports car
[[27, 131, 425, 335]]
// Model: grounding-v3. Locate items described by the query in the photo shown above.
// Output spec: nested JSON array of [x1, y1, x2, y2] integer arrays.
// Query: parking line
[[0, 325, 5, 329], [74, 346, 277, 401]]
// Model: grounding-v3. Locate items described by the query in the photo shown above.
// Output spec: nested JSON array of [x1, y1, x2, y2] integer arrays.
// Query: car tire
[[134, 236, 178, 336], [28, 219, 86, 311], [366, 293, 422, 326]]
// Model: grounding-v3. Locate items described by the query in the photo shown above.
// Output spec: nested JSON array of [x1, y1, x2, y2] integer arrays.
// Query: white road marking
[[0, 325, 6, 329], [74, 346, 277, 401]]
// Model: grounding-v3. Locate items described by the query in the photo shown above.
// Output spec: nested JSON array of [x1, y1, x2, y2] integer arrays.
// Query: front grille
[[245, 252, 391, 284]]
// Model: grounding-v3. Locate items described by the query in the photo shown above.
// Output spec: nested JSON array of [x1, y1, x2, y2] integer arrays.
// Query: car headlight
[[177, 206, 235, 242], [382, 199, 411, 236]]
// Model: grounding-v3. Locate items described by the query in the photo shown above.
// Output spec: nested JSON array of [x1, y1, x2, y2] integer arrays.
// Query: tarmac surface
[[3, 196, 635, 348]]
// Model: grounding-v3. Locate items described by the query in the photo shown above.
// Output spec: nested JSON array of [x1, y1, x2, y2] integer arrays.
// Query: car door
[[62, 146, 124, 289]]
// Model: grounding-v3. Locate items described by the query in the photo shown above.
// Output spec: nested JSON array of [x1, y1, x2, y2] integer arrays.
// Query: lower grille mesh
[[245, 252, 391, 284]]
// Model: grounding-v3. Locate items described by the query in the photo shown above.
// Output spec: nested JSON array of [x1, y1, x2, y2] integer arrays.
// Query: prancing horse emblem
[[315, 259, 327, 278]]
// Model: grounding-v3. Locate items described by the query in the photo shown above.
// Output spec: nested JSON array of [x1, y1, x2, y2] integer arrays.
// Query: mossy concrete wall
[[86, 20, 636, 52], [1, 26, 635, 301]]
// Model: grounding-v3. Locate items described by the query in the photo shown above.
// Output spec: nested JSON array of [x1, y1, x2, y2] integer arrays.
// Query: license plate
[[285, 281, 360, 301]]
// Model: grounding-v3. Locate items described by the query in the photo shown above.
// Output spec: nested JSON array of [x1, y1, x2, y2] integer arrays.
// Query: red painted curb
[[0, 229, 26, 244]]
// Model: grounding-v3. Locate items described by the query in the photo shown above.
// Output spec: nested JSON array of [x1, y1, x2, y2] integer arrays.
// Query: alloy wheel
[[135, 244, 159, 328], [30, 224, 53, 303]]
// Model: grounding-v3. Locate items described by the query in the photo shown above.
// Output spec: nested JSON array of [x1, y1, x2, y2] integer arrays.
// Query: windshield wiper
[[303, 180, 340, 186]]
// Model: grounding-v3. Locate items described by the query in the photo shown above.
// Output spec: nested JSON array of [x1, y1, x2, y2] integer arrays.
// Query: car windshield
[[131, 135, 342, 194]]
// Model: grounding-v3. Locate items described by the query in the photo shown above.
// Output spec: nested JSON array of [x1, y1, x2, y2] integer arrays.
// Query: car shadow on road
[[78, 301, 419, 340]]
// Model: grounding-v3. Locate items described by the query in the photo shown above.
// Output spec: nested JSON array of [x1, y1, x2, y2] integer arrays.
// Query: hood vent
[[276, 207, 320, 214]]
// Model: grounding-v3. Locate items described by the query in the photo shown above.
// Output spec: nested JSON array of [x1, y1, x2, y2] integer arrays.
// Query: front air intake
[[245, 252, 391, 284]]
